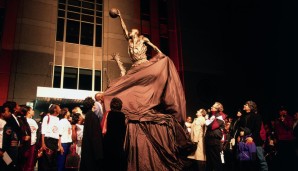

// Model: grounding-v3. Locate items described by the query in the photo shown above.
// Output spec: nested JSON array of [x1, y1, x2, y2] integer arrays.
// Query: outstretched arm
[[111, 53, 126, 76], [143, 37, 162, 54], [116, 10, 129, 41]]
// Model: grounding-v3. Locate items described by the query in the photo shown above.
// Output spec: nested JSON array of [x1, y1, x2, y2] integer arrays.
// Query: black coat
[[103, 110, 127, 171], [239, 112, 263, 146], [80, 110, 104, 171]]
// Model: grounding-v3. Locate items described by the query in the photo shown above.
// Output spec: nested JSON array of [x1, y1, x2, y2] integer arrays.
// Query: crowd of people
[[185, 101, 298, 171], [0, 95, 127, 171], [1, 99, 297, 171]]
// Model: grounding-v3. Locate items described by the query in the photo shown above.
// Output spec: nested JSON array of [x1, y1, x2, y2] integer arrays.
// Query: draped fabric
[[104, 53, 186, 122], [103, 53, 189, 170]]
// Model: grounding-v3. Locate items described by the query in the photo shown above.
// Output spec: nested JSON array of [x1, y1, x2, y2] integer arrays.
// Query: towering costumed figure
[[103, 8, 193, 170]]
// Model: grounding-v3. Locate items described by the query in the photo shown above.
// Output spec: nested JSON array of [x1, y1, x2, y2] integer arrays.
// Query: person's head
[[278, 106, 288, 117], [1, 104, 12, 120], [225, 122, 231, 131], [2, 101, 20, 114], [186, 116, 192, 123], [129, 29, 139, 38], [71, 112, 84, 125], [110, 97, 123, 112], [60, 107, 70, 119], [243, 100, 257, 114], [83, 97, 95, 111], [196, 109, 207, 118], [228, 117, 233, 123], [95, 92, 104, 103], [211, 102, 224, 112], [21, 106, 34, 118], [48, 104, 61, 116], [72, 106, 83, 115]]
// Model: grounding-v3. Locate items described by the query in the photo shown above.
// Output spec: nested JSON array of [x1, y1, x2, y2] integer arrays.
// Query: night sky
[[179, 0, 298, 121]]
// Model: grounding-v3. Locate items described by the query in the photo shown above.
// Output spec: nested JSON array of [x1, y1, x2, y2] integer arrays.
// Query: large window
[[56, 0, 102, 46], [53, 66, 101, 91], [54, 0, 103, 91]]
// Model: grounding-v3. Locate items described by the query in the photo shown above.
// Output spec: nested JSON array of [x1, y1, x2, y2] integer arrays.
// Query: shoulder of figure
[[141, 36, 150, 41]]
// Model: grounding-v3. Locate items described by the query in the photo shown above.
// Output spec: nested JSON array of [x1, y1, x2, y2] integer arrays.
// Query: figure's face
[[129, 29, 139, 37]]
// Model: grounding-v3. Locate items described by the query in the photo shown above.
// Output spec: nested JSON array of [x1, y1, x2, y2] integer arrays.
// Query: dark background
[[179, 0, 298, 122]]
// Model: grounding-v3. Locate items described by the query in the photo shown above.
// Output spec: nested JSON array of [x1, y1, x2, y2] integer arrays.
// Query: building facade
[[0, 0, 183, 111]]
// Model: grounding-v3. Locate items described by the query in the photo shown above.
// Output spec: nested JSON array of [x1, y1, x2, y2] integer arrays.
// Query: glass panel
[[95, 70, 101, 91], [82, 2, 94, 9], [56, 18, 64, 41], [84, 0, 95, 3], [82, 8, 94, 15], [53, 66, 61, 88], [96, 0, 102, 4], [81, 14, 94, 22], [66, 20, 80, 43], [58, 10, 65, 17], [67, 12, 80, 20], [59, 0, 66, 4], [58, 4, 65, 10], [79, 69, 92, 90], [81, 22, 94, 46], [68, 6, 81, 13], [96, 4, 102, 11], [95, 25, 102, 47], [96, 11, 102, 17], [68, 0, 81, 7], [63, 67, 78, 89], [96, 17, 102, 24]]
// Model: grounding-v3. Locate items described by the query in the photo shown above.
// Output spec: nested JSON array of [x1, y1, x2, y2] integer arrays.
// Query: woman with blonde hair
[[188, 109, 207, 170]]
